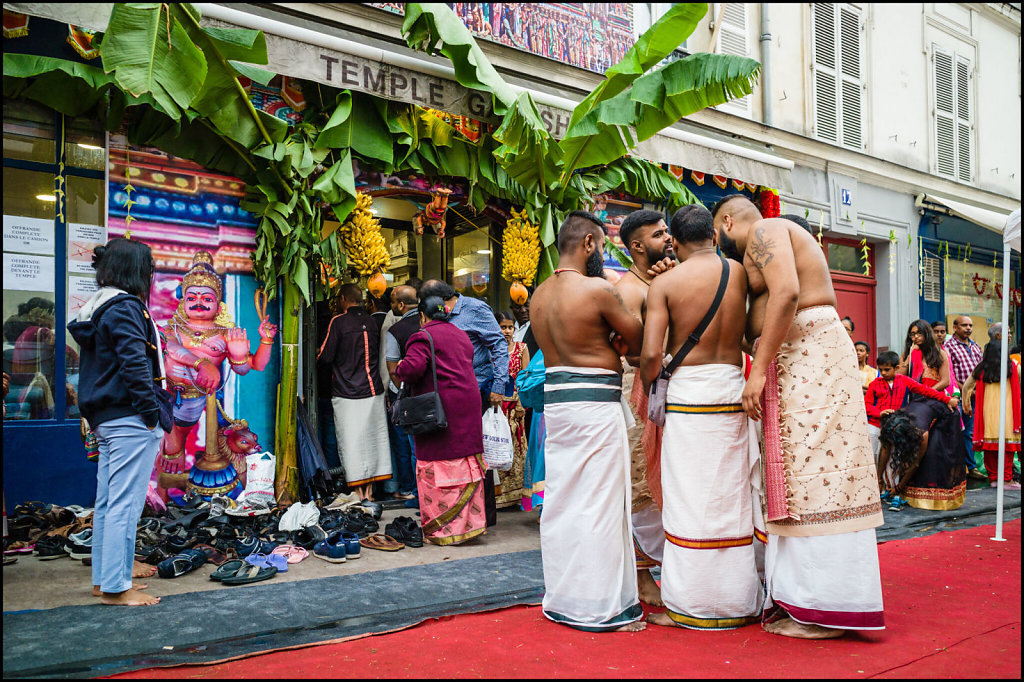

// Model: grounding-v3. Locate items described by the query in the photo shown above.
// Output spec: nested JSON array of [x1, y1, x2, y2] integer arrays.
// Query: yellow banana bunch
[[502, 208, 541, 286], [338, 192, 391, 276]]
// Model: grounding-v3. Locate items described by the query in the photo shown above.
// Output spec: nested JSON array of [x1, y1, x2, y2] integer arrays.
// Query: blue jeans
[[961, 398, 977, 469], [386, 414, 417, 495], [92, 415, 162, 593]]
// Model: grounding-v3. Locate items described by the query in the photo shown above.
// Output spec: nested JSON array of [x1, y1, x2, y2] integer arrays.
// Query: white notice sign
[[68, 222, 107, 274], [67, 275, 99, 322], [3, 253, 55, 292], [3, 215, 55, 255]]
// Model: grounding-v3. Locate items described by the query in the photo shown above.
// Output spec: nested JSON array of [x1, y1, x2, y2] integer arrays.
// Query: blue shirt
[[447, 295, 510, 395]]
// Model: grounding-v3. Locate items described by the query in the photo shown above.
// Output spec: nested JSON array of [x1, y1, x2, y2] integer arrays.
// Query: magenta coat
[[392, 320, 483, 462]]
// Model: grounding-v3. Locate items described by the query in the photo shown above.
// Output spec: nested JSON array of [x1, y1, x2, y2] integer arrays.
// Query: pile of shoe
[[4, 502, 95, 563]]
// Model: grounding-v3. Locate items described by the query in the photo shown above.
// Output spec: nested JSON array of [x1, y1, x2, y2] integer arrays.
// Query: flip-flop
[[220, 562, 278, 585], [271, 544, 308, 564], [157, 547, 208, 578], [210, 559, 245, 581], [246, 552, 288, 573], [359, 534, 404, 552]]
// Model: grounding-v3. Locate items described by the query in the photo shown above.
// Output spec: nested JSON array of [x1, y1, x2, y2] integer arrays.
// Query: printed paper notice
[[68, 223, 106, 274], [68, 275, 99, 322], [3, 253, 55, 292], [3, 215, 55, 255]]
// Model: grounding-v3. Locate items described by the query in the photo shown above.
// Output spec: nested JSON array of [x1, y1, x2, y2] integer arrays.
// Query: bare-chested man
[[712, 194, 884, 639], [639, 204, 763, 630], [614, 209, 674, 608], [531, 210, 646, 632]]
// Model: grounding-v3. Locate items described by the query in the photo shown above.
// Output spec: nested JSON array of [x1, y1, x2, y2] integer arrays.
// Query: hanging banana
[[338, 192, 391, 276], [501, 207, 541, 288]]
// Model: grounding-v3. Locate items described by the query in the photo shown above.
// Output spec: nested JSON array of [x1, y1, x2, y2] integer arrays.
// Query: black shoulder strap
[[663, 254, 731, 376], [421, 329, 440, 392]]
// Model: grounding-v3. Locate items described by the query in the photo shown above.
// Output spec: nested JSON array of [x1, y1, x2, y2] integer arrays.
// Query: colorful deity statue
[[155, 250, 277, 501]]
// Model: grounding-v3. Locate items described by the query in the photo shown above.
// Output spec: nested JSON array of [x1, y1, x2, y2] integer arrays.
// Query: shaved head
[[711, 194, 760, 221]]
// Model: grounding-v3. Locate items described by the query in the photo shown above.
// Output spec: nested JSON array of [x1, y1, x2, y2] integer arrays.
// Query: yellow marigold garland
[[338, 192, 390, 276], [501, 208, 540, 286]]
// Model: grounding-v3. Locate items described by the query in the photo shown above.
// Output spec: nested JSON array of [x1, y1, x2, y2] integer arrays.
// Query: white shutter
[[812, 4, 837, 142], [954, 56, 972, 182], [716, 3, 750, 117], [932, 46, 971, 182], [922, 255, 942, 303], [813, 4, 863, 149], [838, 5, 863, 149]]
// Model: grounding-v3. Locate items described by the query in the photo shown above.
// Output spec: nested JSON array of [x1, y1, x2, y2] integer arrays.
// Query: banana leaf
[[566, 3, 707, 132], [99, 3, 207, 118], [560, 53, 761, 178], [402, 2, 517, 114]]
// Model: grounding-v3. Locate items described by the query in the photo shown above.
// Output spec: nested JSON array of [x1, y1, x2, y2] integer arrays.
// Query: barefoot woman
[[69, 238, 168, 606]]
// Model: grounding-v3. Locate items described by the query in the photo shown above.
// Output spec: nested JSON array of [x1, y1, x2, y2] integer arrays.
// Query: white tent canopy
[[921, 193, 1011, 235], [1004, 208, 1021, 252]]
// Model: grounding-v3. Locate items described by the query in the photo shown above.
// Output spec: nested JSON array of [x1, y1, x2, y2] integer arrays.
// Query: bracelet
[[192, 358, 206, 370], [260, 339, 274, 345], [229, 355, 250, 366]]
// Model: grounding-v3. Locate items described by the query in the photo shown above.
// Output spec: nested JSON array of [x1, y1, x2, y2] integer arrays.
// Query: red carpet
[[112, 520, 1021, 679]]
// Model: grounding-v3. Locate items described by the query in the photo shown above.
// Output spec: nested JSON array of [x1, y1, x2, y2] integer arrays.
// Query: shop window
[[448, 227, 493, 302], [2, 100, 106, 422], [826, 242, 862, 274]]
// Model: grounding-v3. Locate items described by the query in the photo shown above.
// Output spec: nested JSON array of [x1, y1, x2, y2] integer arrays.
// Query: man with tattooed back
[[530, 210, 646, 633], [712, 195, 885, 639]]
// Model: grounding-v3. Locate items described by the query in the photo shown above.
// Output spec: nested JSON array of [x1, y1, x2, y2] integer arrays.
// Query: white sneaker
[[325, 492, 360, 511]]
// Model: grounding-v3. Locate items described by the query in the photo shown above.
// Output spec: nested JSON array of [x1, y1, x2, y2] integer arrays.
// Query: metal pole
[[760, 3, 773, 127], [991, 241, 1011, 542]]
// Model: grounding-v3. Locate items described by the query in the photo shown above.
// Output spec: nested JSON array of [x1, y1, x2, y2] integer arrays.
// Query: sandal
[[271, 544, 309, 564], [219, 562, 278, 585], [211, 559, 245, 581], [193, 543, 228, 566], [157, 547, 207, 578], [359, 534, 404, 552]]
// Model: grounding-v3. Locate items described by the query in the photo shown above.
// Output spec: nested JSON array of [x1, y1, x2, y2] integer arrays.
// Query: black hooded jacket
[[67, 292, 165, 429]]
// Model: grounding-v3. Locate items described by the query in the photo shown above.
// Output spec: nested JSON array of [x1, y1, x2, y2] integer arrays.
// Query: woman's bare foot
[[646, 612, 679, 627], [637, 569, 663, 607], [93, 582, 148, 596], [99, 588, 160, 606], [611, 621, 647, 632], [133, 561, 156, 578], [764, 616, 845, 639]]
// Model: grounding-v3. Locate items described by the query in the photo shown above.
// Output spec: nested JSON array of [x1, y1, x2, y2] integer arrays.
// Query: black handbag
[[390, 330, 448, 435]]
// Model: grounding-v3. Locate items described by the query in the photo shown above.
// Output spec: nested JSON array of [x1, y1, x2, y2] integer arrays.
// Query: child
[[856, 341, 879, 394], [865, 351, 959, 509]]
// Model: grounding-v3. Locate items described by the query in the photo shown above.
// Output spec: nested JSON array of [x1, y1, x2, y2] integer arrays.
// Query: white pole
[[991, 241, 1011, 542]]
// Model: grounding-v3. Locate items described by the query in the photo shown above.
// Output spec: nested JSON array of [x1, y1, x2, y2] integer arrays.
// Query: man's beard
[[585, 249, 605, 277], [648, 243, 673, 264], [718, 230, 743, 262]]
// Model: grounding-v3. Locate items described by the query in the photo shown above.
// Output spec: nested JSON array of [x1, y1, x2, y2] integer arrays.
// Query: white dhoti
[[331, 394, 392, 487], [540, 367, 642, 631], [765, 530, 885, 629], [661, 364, 763, 629]]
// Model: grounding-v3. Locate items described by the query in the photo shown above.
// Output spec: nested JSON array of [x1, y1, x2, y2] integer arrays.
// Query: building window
[[715, 2, 751, 117], [811, 3, 864, 150], [932, 45, 972, 182], [2, 100, 106, 422]]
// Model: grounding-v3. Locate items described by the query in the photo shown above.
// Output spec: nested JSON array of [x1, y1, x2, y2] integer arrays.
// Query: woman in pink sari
[[392, 296, 486, 546]]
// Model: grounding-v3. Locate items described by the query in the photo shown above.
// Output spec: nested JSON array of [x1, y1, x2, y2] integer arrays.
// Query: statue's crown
[[182, 250, 221, 300]]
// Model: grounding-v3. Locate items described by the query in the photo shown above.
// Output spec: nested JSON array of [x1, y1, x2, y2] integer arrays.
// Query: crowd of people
[[857, 314, 1021, 513]]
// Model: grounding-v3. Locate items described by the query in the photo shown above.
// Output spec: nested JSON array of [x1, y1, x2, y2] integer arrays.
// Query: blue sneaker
[[313, 532, 347, 563], [340, 531, 361, 559], [880, 490, 891, 502], [888, 495, 907, 511]]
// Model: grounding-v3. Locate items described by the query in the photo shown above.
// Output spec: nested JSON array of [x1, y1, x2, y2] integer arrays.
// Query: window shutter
[[922, 255, 942, 303], [838, 6, 863, 149], [933, 48, 956, 178], [813, 4, 863, 149], [716, 3, 750, 116], [954, 56, 972, 182]]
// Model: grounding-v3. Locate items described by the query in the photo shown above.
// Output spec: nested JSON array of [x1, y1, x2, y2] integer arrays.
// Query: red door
[[823, 237, 879, 353]]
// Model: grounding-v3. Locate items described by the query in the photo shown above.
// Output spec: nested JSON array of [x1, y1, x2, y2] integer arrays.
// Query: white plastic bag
[[240, 451, 276, 506], [278, 500, 320, 531], [482, 406, 514, 472]]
